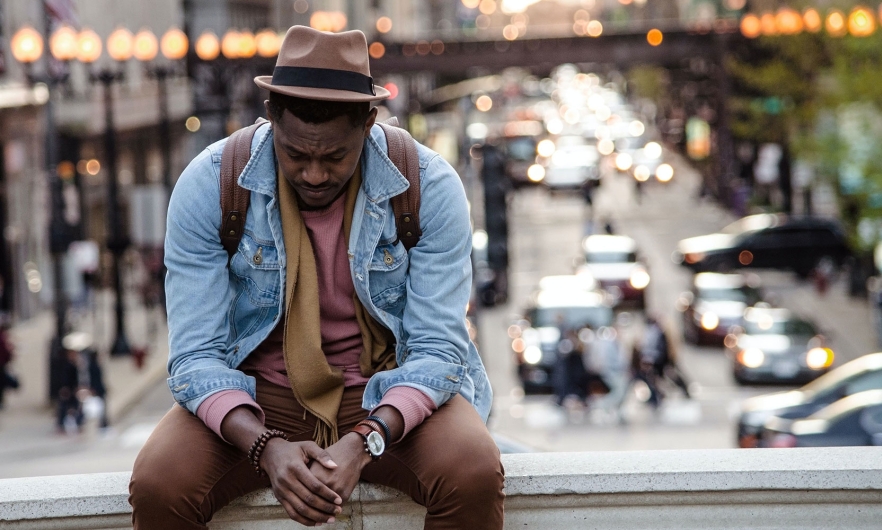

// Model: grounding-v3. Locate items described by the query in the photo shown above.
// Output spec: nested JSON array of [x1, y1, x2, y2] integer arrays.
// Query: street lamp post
[[79, 26, 132, 355], [10, 23, 76, 400]]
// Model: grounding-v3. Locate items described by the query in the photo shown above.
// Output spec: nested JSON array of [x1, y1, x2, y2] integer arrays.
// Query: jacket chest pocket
[[229, 233, 282, 308], [368, 241, 408, 313]]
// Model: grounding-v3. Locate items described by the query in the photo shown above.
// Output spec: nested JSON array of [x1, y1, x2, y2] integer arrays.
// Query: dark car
[[503, 134, 540, 188], [511, 284, 613, 393], [674, 214, 850, 277], [758, 390, 882, 448], [677, 273, 763, 345], [736, 352, 882, 447], [727, 307, 833, 385], [578, 235, 649, 308]]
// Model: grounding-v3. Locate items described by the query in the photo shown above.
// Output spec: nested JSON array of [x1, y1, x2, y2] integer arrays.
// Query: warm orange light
[[376, 16, 393, 33], [195, 31, 220, 60], [11, 26, 44, 63], [132, 29, 158, 61], [431, 40, 445, 55], [161, 28, 189, 60], [503, 24, 519, 40], [646, 28, 663, 46], [586, 20, 603, 37], [107, 27, 134, 61], [848, 6, 876, 36], [310, 11, 347, 32], [739, 250, 754, 265], [49, 25, 77, 61], [740, 14, 762, 38], [237, 30, 257, 58], [475, 95, 493, 112], [803, 9, 822, 32], [479, 0, 497, 15], [221, 30, 241, 59], [76, 28, 103, 63], [826, 10, 847, 36], [775, 7, 803, 35], [254, 29, 279, 58], [759, 12, 778, 36], [368, 41, 385, 59], [85, 159, 101, 175], [462, 0, 480, 8]]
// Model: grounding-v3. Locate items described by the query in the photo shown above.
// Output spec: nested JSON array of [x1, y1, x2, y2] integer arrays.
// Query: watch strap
[[351, 423, 383, 460]]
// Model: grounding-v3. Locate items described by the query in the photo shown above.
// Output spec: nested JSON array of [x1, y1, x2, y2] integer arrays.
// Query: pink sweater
[[198, 191, 435, 442]]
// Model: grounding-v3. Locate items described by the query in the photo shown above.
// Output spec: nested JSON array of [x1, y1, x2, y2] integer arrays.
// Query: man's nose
[[301, 160, 328, 186]]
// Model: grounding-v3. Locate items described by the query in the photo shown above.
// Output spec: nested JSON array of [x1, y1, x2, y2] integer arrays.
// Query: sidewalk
[[0, 289, 169, 463]]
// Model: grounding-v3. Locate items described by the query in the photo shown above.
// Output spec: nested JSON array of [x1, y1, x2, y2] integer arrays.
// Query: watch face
[[366, 431, 385, 456]]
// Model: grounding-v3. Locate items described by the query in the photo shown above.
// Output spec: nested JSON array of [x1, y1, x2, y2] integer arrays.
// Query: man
[[129, 26, 503, 529]]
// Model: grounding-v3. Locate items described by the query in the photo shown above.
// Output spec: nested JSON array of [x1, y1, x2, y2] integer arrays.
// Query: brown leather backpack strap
[[378, 121, 422, 251], [219, 120, 266, 259]]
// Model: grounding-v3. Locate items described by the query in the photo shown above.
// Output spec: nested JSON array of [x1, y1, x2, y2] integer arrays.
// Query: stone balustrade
[[2, 447, 882, 529]]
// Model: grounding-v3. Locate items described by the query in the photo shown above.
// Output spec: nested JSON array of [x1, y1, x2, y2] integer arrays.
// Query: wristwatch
[[352, 423, 385, 460]]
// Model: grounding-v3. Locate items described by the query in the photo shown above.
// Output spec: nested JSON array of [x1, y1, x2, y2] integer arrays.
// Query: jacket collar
[[238, 123, 410, 202]]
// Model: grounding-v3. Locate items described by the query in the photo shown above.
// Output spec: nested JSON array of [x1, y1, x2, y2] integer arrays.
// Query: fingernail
[[335, 497, 342, 504], [328, 459, 338, 467], [328, 517, 336, 523], [335, 507, 342, 514]]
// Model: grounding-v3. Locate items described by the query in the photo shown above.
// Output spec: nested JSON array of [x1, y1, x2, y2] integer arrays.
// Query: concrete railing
[[3, 447, 882, 529]]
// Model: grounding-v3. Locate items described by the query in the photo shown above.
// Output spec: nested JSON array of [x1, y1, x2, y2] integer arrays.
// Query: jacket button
[[230, 214, 237, 222], [228, 230, 236, 236], [404, 216, 411, 223]]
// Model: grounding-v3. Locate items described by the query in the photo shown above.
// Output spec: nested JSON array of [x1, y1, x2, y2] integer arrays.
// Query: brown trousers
[[129, 375, 504, 529]]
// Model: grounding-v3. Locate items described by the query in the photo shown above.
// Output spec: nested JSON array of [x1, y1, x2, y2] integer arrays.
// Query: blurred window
[[505, 138, 536, 161], [743, 318, 816, 336], [845, 370, 882, 395], [696, 286, 762, 305], [859, 405, 882, 435], [722, 214, 778, 236], [530, 306, 613, 329], [808, 228, 840, 247], [586, 251, 637, 264]]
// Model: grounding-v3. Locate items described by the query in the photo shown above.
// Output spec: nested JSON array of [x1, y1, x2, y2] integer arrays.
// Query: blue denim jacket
[[164, 123, 491, 422]]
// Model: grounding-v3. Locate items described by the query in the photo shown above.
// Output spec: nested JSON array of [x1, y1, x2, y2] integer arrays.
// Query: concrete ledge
[[2, 448, 882, 529]]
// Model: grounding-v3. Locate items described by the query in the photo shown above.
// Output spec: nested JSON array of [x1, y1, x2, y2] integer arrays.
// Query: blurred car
[[502, 133, 540, 188], [673, 214, 851, 277], [736, 352, 882, 447], [511, 285, 613, 393], [541, 136, 600, 191], [727, 307, 833, 385], [676, 272, 763, 345], [578, 235, 649, 308], [758, 390, 882, 448]]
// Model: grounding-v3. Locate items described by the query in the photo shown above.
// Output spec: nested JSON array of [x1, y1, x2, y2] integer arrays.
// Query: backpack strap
[[219, 119, 266, 259], [378, 119, 422, 251]]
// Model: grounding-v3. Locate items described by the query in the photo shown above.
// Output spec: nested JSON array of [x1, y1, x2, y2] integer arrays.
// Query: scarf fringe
[[314, 420, 338, 449]]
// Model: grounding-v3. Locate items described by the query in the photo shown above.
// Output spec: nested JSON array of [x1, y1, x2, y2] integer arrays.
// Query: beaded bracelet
[[247, 429, 287, 476]]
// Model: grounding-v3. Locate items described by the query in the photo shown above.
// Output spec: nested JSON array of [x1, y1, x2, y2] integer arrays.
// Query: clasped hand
[[261, 433, 369, 526]]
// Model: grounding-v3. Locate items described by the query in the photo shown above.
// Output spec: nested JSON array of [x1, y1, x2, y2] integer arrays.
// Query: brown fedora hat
[[254, 25, 390, 102]]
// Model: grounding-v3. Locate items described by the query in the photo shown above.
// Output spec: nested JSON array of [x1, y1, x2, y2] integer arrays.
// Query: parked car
[[736, 352, 882, 447], [727, 307, 833, 385], [511, 285, 613, 393], [503, 134, 540, 188], [541, 136, 600, 191], [677, 273, 763, 345], [758, 390, 882, 448], [578, 235, 649, 308], [673, 214, 851, 277]]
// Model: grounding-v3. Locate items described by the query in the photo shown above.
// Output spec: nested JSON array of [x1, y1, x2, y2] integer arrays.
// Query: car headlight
[[806, 347, 834, 370], [700, 312, 719, 330], [737, 348, 765, 368], [523, 346, 542, 365], [629, 268, 650, 289]]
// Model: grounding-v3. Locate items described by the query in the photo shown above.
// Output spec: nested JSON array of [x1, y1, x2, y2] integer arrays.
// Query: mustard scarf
[[277, 166, 396, 448]]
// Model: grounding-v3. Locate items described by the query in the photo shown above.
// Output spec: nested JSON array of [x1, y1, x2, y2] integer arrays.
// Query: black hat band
[[271, 66, 375, 96]]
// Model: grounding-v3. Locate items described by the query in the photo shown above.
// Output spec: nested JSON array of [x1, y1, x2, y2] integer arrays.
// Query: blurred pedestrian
[[0, 318, 19, 409], [552, 327, 589, 406], [637, 316, 690, 407], [56, 348, 83, 434], [585, 326, 628, 421]]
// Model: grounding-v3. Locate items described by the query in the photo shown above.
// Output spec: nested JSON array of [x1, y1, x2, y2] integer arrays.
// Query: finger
[[279, 488, 337, 525], [290, 481, 343, 516], [277, 496, 320, 527], [301, 442, 338, 469], [282, 460, 343, 505]]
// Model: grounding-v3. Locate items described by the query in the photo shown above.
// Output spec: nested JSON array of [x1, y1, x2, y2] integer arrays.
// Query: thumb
[[303, 443, 337, 469]]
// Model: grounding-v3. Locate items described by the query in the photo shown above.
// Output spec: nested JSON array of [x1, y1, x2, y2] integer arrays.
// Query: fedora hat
[[254, 26, 390, 102]]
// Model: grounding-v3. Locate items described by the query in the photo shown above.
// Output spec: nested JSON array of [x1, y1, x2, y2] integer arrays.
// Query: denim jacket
[[164, 123, 491, 422]]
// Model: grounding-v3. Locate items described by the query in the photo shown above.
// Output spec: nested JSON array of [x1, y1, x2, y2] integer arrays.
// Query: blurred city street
[[0, 0, 882, 489]]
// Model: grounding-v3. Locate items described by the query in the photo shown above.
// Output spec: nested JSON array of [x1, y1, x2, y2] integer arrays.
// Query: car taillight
[[768, 433, 797, 448], [738, 434, 758, 448]]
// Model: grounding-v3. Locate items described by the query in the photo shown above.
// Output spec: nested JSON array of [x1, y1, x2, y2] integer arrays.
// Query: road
[[0, 151, 876, 478]]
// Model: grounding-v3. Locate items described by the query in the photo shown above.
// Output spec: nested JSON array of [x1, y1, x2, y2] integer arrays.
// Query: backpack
[[219, 117, 422, 260]]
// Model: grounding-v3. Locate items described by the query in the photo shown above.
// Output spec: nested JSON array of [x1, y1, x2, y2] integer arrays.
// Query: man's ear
[[263, 100, 273, 124], [363, 107, 379, 138]]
